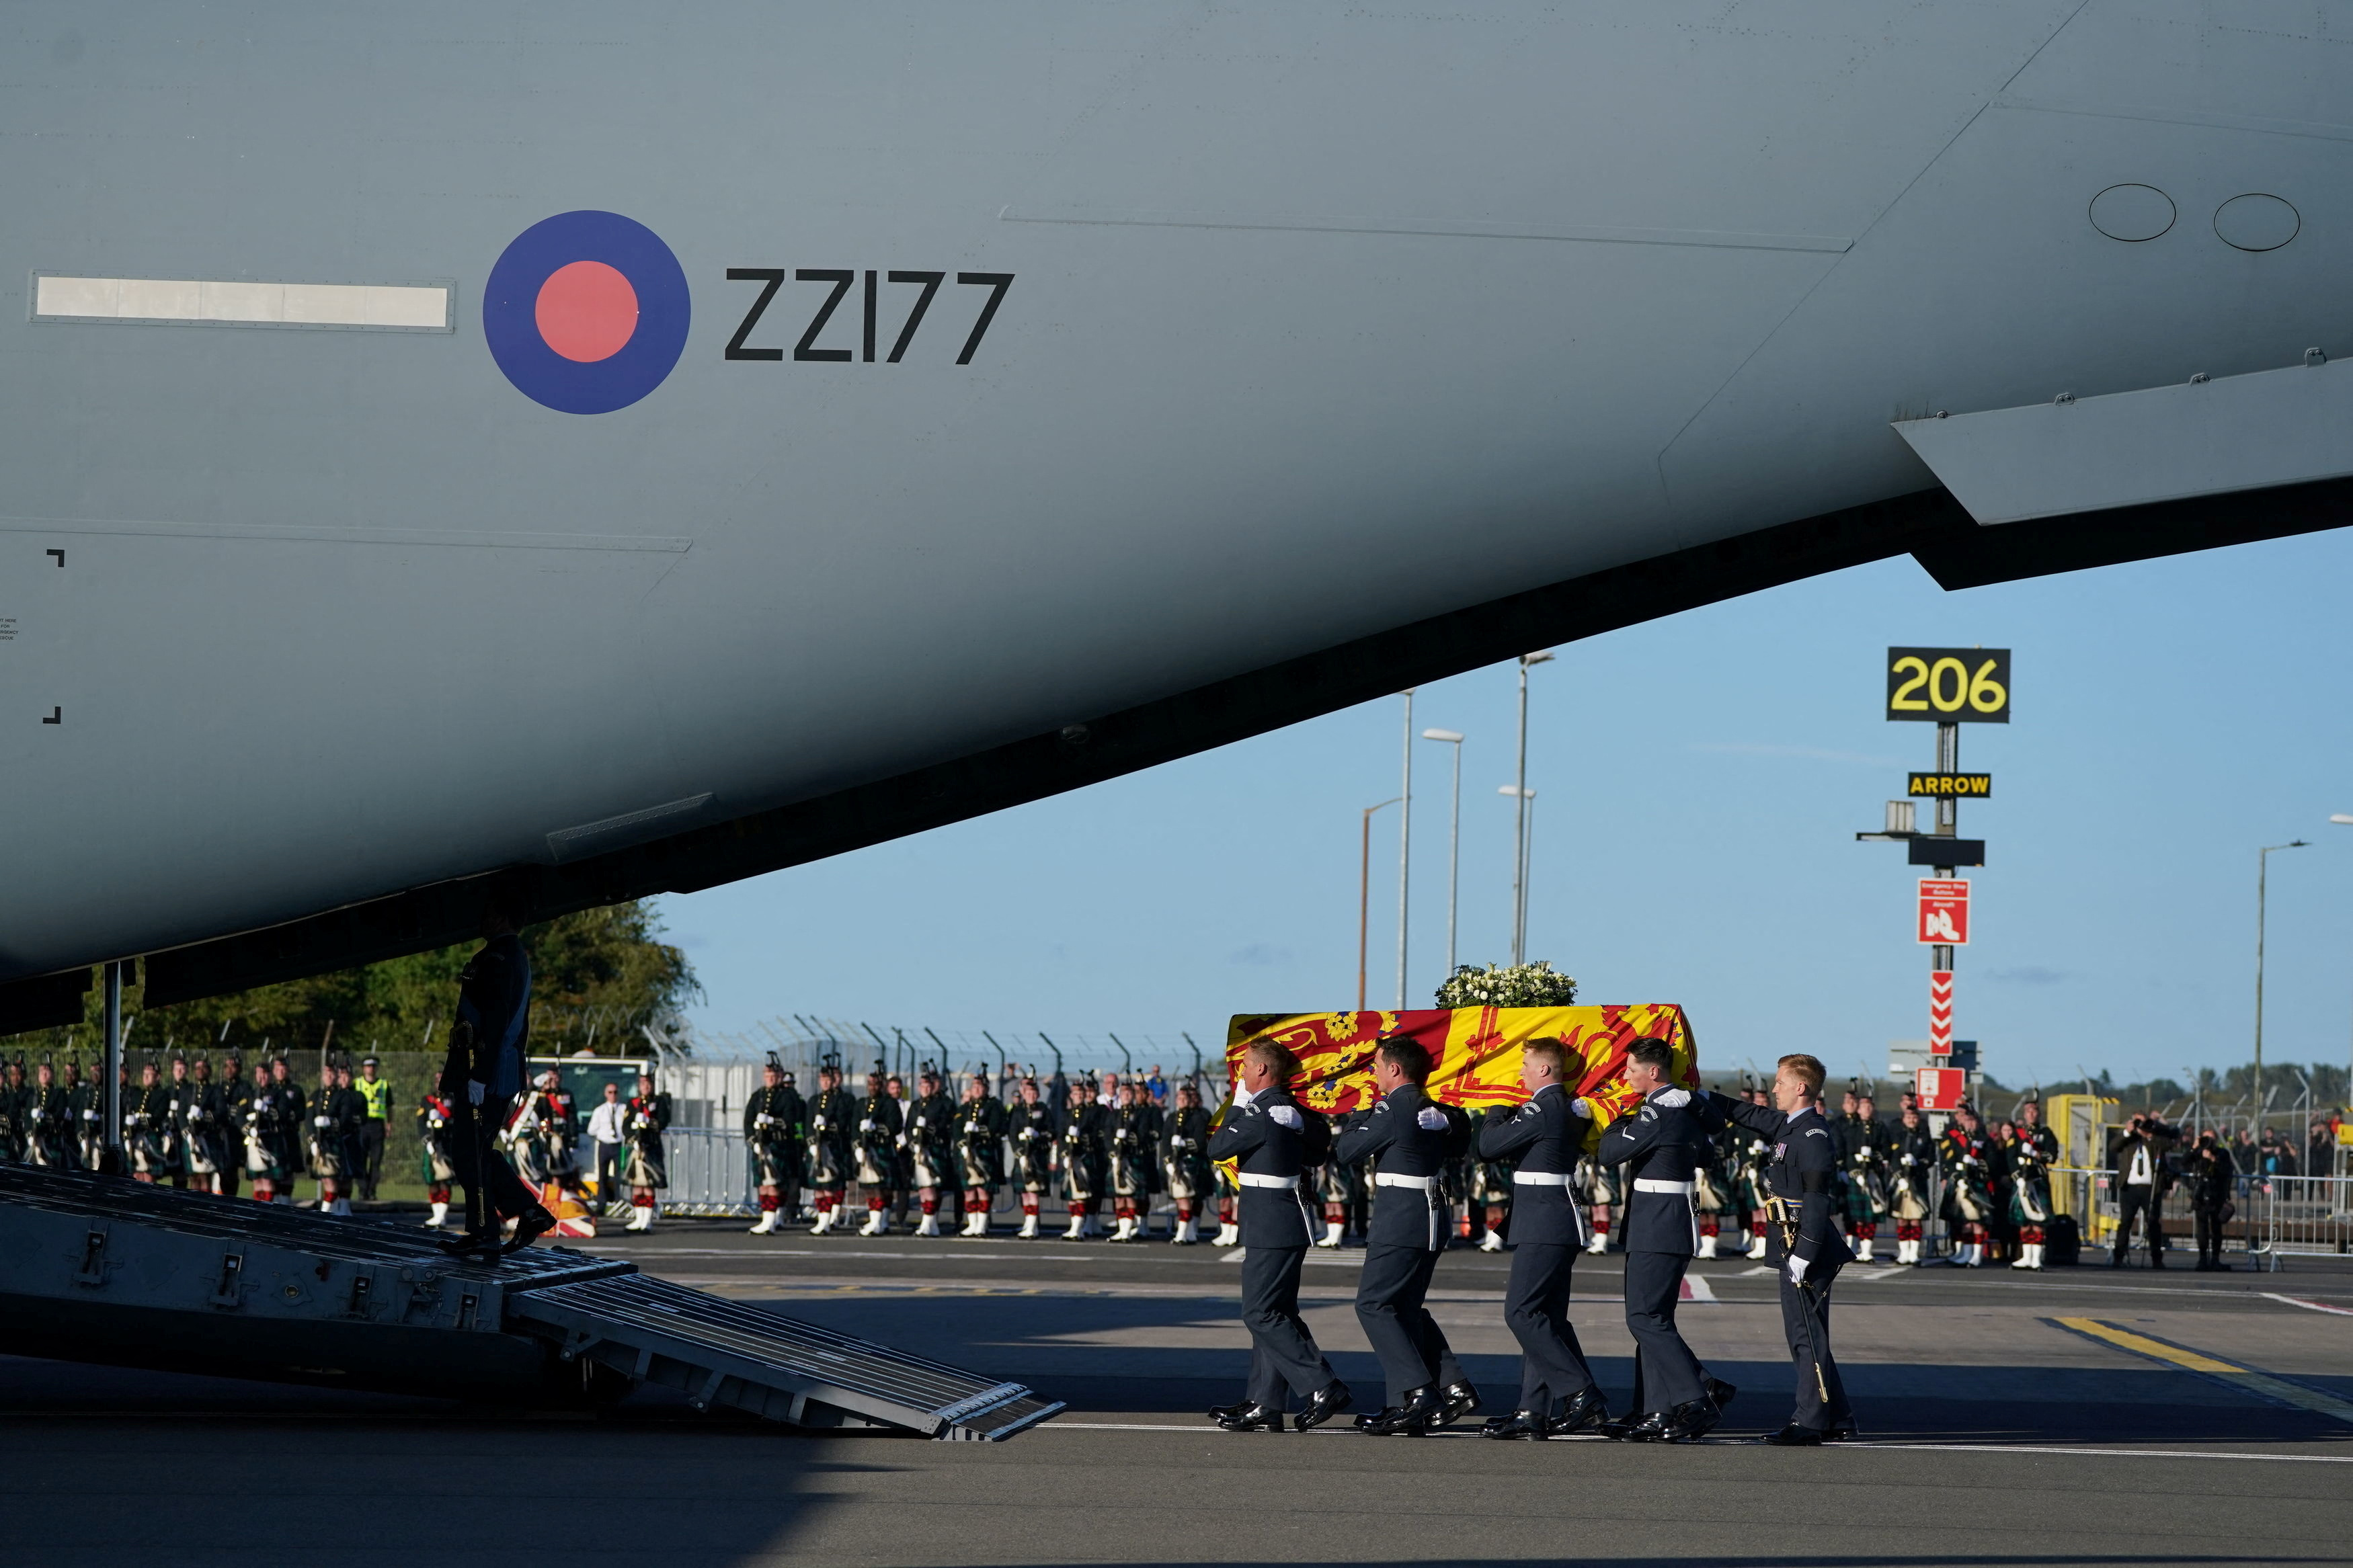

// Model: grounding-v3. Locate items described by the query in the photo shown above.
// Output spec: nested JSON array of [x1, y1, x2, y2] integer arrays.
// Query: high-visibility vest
[[356, 1077, 392, 1121]]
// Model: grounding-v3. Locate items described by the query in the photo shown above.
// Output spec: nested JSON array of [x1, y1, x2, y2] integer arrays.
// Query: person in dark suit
[[1474, 1038, 1609, 1439], [1696, 1052, 1858, 1443], [1203, 1039, 1353, 1433], [1332, 1036, 1480, 1436], [1595, 1038, 1734, 1442]]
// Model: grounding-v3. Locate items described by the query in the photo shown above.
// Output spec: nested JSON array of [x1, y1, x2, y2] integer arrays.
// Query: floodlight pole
[[2255, 839, 2309, 1141], [1397, 690, 1413, 1010], [1510, 653, 1554, 963], [1421, 729, 1465, 977], [1359, 798, 1400, 1011]]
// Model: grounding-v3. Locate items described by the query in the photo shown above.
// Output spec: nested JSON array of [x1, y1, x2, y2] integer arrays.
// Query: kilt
[[625, 1144, 668, 1190]]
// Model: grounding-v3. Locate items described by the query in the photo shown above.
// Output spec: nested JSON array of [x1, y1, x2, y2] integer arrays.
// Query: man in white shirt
[[586, 1081, 629, 1217]]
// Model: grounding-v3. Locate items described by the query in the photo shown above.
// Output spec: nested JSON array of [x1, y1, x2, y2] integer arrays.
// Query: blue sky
[[664, 528, 2353, 1093]]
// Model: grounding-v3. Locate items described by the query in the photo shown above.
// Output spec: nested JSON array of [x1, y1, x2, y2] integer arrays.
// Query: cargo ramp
[[0, 1165, 1060, 1440]]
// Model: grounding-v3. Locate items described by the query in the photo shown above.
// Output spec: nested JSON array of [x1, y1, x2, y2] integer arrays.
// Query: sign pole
[[1932, 719, 1958, 1111]]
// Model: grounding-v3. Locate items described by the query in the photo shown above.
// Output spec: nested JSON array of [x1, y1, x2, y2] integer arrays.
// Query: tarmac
[[3, 1223, 2348, 1567]]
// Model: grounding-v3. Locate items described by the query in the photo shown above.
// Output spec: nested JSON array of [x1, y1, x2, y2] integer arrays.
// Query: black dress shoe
[[1823, 1422, 1860, 1442], [500, 1204, 559, 1255], [1294, 1382, 1354, 1432], [1435, 1380, 1481, 1428], [1355, 1385, 1439, 1436], [1758, 1423, 1825, 1446], [1207, 1400, 1252, 1423], [1549, 1388, 1611, 1436], [1703, 1376, 1738, 1413], [1215, 1402, 1285, 1432], [1480, 1409, 1549, 1440], [1646, 1397, 1719, 1442], [1596, 1415, 1641, 1441]]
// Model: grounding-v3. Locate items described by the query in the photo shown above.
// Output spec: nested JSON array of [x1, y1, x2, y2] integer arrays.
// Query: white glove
[[859, 1118, 873, 1132], [1267, 1105, 1302, 1130], [315, 1116, 329, 1128], [1570, 1098, 1595, 1118], [1415, 1106, 1447, 1130], [467, 1081, 486, 1106], [756, 1114, 773, 1127], [813, 1116, 827, 1130], [1787, 1254, 1808, 1287]]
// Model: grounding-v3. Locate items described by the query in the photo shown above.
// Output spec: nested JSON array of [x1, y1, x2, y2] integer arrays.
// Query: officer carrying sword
[[1696, 1051, 1856, 1444]]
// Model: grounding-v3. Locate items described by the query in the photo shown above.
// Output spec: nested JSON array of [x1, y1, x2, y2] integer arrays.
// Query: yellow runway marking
[[2054, 1317, 2353, 1426]]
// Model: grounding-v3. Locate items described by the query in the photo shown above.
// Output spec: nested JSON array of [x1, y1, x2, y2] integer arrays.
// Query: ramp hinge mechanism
[[558, 1328, 602, 1362], [73, 1227, 108, 1287], [212, 1250, 245, 1307]]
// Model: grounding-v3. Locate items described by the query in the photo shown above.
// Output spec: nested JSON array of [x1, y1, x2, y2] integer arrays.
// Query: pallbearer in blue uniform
[[1697, 1052, 1857, 1444], [1596, 1038, 1734, 1442], [1204, 1040, 1353, 1433], [1474, 1040, 1608, 1439], [1332, 1036, 1480, 1436]]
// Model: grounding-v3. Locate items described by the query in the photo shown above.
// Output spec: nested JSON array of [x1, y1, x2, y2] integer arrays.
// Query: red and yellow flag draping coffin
[[1224, 1006, 1699, 1148]]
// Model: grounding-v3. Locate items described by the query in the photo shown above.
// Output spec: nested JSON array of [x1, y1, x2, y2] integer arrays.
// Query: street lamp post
[[1511, 651, 1554, 965], [1397, 691, 1414, 1012], [1359, 798, 1400, 1012], [1422, 729, 1464, 977], [2256, 839, 2309, 1141], [2331, 814, 2353, 1128], [1500, 784, 1537, 950]]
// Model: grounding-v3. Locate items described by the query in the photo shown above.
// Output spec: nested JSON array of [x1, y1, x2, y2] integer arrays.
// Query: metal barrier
[[2054, 1166, 2353, 1262], [658, 1126, 756, 1218]]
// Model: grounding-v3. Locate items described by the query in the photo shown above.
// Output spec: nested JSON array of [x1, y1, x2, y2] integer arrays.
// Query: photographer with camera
[[2107, 1111, 2179, 1268]]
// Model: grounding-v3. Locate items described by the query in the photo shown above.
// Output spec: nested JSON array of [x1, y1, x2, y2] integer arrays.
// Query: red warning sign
[[1917, 878, 1970, 946]]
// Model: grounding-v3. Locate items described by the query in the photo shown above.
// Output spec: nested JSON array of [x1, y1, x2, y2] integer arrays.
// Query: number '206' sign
[[1886, 648, 2011, 723]]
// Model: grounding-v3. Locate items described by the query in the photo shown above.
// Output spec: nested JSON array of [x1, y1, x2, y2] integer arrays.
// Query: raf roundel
[[483, 211, 690, 414]]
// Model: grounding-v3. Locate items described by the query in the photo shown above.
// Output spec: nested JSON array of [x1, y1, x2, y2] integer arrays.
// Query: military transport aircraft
[[5, 1, 2349, 1024]]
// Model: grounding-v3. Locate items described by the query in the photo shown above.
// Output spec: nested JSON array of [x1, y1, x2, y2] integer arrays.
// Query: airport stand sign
[[1917, 879, 1970, 945], [1917, 1065, 1967, 1111], [1886, 648, 2011, 723]]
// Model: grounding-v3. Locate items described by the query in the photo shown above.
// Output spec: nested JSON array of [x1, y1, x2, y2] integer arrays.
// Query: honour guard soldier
[[1842, 1093, 1890, 1262], [243, 1058, 292, 1204], [905, 1067, 957, 1237], [1577, 1141, 1620, 1255], [1475, 1040, 1608, 1438], [621, 1072, 671, 1232], [745, 1057, 803, 1234], [354, 1056, 393, 1201], [1693, 1116, 1735, 1259], [1595, 1039, 1731, 1442], [125, 1058, 173, 1181], [309, 1059, 352, 1209], [1204, 1040, 1353, 1433], [65, 1059, 99, 1170], [316, 1059, 369, 1213], [1698, 1053, 1858, 1444], [1162, 1079, 1214, 1244], [953, 1073, 1006, 1236], [433, 889, 558, 1257], [533, 1067, 583, 1206], [0, 1056, 26, 1161], [1889, 1103, 1936, 1263], [1108, 1079, 1158, 1241], [852, 1065, 904, 1237], [1736, 1087, 1775, 1257], [1007, 1076, 1056, 1237], [216, 1052, 248, 1196], [175, 1054, 227, 1194], [805, 1058, 854, 1235], [1058, 1078, 1109, 1239], [1940, 1106, 1998, 1266], [418, 1090, 459, 1227], [2006, 1095, 2059, 1270], [1470, 1110, 1516, 1253], [1333, 1036, 1480, 1436], [27, 1058, 73, 1168], [269, 1055, 310, 1195]]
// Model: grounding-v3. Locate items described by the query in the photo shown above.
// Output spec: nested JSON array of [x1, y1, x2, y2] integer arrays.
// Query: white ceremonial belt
[[1238, 1173, 1298, 1189], [1632, 1178, 1695, 1194], [1375, 1173, 1438, 1191], [1512, 1171, 1571, 1186]]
